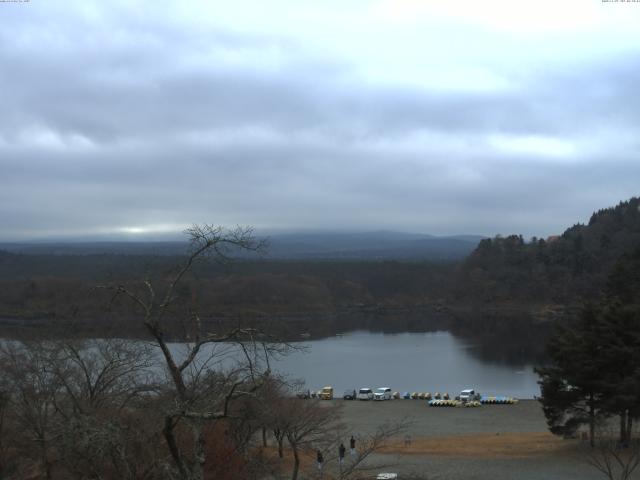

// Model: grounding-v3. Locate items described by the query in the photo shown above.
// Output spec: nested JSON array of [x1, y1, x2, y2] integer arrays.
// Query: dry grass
[[380, 432, 579, 458]]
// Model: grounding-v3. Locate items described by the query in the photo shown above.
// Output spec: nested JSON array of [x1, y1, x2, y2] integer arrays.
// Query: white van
[[357, 387, 374, 400], [373, 387, 392, 401], [460, 389, 478, 402]]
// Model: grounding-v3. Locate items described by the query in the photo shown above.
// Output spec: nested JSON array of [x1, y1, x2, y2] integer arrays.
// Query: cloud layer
[[1, 0, 639, 240]]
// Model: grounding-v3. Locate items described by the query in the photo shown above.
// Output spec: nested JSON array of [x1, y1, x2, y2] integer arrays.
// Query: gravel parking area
[[336, 398, 548, 437], [327, 399, 604, 480]]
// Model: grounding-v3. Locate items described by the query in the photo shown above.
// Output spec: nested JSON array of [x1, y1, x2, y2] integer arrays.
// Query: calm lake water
[[258, 330, 540, 399], [3, 329, 541, 398]]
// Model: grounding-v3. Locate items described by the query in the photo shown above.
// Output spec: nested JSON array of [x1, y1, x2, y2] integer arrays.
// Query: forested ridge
[[0, 197, 638, 337], [456, 197, 640, 306]]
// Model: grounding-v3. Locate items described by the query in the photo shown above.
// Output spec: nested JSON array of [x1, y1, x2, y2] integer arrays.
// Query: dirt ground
[[335, 398, 548, 437], [321, 399, 606, 480], [380, 432, 571, 458]]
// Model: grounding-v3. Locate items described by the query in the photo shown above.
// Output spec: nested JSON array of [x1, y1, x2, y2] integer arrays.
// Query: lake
[[2, 328, 541, 399], [247, 330, 540, 399]]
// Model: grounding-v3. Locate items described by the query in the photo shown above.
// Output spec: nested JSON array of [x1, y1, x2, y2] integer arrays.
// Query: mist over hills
[[0, 231, 486, 261], [263, 231, 485, 260]]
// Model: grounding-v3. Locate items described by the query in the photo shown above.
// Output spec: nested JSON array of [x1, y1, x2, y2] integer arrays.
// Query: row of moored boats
[[301, 387, 518, 406]]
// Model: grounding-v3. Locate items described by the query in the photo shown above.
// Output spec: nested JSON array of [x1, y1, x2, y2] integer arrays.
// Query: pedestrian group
[[316, 435, 357, 475]]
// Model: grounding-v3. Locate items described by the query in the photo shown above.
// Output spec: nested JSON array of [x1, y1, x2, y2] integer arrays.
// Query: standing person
[[350, 435, 356, 456], [317, 450, 324, 474], [339, 443, 346, 465]]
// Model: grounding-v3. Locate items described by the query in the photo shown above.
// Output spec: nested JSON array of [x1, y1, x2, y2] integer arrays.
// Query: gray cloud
[[0, 2, 639, 240]]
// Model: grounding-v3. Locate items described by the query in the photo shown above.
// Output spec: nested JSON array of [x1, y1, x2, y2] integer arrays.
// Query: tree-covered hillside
[[456, 197, 640, 305]]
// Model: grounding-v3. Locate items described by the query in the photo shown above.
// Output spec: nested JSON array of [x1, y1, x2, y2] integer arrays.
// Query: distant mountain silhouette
[[0, 241, 188, 256], [263, 231, 485, 260], [0, 231, 486, 261]]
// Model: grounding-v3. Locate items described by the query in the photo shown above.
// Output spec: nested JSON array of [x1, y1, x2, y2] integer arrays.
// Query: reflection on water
[[251, 307, 552, 367], [271, 330, 540, 399]]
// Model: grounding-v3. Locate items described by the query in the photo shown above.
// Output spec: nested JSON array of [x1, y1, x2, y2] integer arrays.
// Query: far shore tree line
[[1, 197, 638, 335]]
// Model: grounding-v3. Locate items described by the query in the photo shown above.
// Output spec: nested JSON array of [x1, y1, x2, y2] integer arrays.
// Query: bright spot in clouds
[[487, 135, 578, 160], [119, 227, 148, 235]]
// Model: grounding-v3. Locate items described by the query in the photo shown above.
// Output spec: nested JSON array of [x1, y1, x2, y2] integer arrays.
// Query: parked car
[[343, 389, 356, 400], [373, 387, 392, 401], [460, 388, 480, 402], [357, 387, 374, 400], [320, 386, 333, 400], [296, 389, 311, 399]]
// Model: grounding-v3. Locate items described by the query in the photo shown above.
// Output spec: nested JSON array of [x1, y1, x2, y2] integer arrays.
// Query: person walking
[[350, 435, 356, 456], [317, 449, 324, 474], [339, 443, 346, 465]]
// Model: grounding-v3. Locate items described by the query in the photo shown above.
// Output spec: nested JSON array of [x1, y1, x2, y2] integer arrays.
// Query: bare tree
[[49, 339, 163, 480], [0, 342, 61, 479], [0, 338, 163, 480], [279, 399, 341, 480], [47, 339, 156, 416], [586, 436, 640, 480], [0, 225, 290, 479], [102, 225, 289, 480], [255, 376, 292, 458]]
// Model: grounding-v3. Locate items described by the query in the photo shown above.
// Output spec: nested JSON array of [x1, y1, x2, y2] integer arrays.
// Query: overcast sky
[[1, 0, 639, 241]]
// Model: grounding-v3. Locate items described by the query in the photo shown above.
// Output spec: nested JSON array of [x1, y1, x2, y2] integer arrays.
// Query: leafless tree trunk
[[290, 442, 300, 480], [589, 393, 596, 447], [101, 224, 290, 480], [274, 428, 285, 458]]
